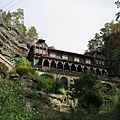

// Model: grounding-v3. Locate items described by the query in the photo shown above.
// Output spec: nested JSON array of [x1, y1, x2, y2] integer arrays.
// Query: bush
[[16, 66, 37, 77], [38, 75, 56, 92], [58, 87, 66, 98], [14, 57, 31, 67], [38, 74, 64, 93], [0, 80, 44, 120], [16, 66, 30, 75]]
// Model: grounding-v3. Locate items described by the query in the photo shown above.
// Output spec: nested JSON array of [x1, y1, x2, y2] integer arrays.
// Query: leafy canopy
[[74, 70, 104, 114], [26, 26, 38, 40]]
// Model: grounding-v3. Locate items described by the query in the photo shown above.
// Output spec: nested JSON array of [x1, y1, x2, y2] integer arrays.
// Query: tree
[[0, 9, 27, 36], [110, 45, 120, 74], [11, 8, 26, 35], [115, 0, 120, 21], [87, 21, 115, 52], [12, 8, 24, 26], [0, 10, 12, 24], [17, 23, 27, 36], [26, 26, 38, 40], [73, 70, 104, 114]]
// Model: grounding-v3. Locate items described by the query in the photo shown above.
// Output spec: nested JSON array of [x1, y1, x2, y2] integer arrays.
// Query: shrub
[[29, 67, 38, 76], [38, 75, 56, 92], [38, 74, 64, 93], [16, 65, 37, 77], [58, 87, 66, 98], [14, 57, 31, 67], [0, 80, 44, 120], [16, 66, 30, 76]]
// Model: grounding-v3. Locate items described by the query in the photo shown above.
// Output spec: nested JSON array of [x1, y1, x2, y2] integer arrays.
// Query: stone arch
[[40, 73, 54, 79], [90, 67, 95, 73], [96, 68, 101, 75], [103, 82, 115, 108], [83, 66, 88, 71], [60, 76, 68, 90], [43, 59, 49, 67], [71, 64, 76, 72], [51, 60, 56, 69], [57, 61, 63, 70], [64, 63, 70, 71], [77, 65, 82, 72], [102, 69, 107, 76], [103, 83, 114, 94]]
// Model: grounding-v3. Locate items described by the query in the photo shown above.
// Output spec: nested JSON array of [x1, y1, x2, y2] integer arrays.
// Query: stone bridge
[[0, 54, 13, 71]]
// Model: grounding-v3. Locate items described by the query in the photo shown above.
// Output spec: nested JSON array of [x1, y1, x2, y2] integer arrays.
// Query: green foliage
[[29, 67, 37, 76], [58, 87, 66, 98], [62, 106, 100, 120], [112, 98, 120, 120], [17, 23, 27, 36], [74, 70, 104, 114], [38, 74, 64, 93], [87, 20, 115, 51], [38, 74, 56, 92], [12, 8, 24, 25], [26, 26, 38, 40], [102, 89, 120, 120], [16, 65, 37, 76], [111, 45, 120, 71], [16, 66, 30, 75], [62, 71, 108, 120], [0, 80, 44, 120], [14, 57, 31, 67], [14, 57, 38, 76], [0, 9, 38, 38], [0, 8, 24, 26]]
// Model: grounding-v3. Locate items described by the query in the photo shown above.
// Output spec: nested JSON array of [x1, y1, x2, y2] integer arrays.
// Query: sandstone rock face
[[0, 24, 34, 61]]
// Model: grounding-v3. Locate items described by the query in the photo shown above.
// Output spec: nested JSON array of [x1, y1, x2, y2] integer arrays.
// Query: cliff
[[0, 24, 33, 61]]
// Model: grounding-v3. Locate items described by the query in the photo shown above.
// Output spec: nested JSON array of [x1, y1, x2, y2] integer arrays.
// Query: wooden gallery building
[[27, 38, 108, 77]]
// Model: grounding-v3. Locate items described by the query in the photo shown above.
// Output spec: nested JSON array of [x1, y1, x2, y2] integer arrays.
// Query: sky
[[0, 0, 119, 54]]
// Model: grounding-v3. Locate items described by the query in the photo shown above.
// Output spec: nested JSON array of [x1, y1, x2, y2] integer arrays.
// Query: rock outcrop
[[0, 24, 34, 61]]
